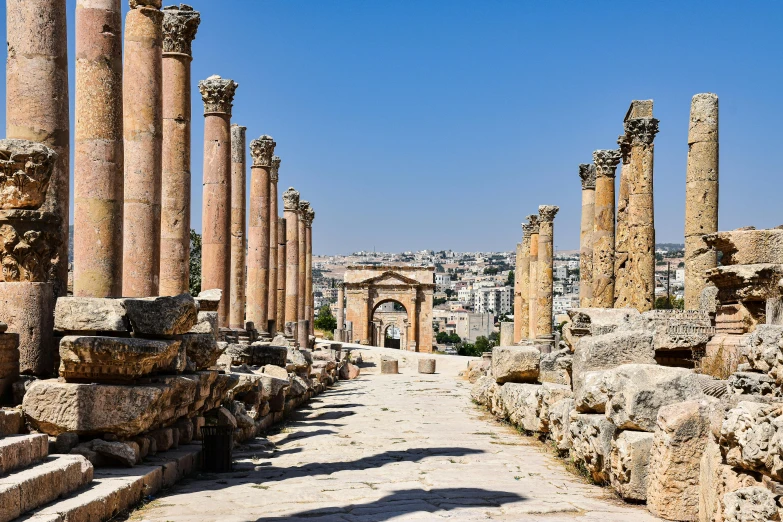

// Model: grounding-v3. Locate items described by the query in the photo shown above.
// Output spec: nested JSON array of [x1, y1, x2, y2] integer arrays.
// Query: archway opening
[[384, 325, 401, 349], [372, 300, 408, 349]]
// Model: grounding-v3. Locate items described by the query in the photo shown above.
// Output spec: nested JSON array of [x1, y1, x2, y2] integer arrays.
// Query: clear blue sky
[[1, 1, 781, 255]]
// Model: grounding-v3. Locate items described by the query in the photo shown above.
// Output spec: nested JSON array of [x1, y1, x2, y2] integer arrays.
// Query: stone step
[[0, 435, 49, 475], [17, 445, 201, 522], [0, 455, 93, 522]]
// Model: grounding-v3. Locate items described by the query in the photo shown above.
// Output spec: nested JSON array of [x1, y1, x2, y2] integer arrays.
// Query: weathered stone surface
[[192, 311, 218, 338], [707, 263, 783, 303], [640, 309, 715, 350], [123, 294, 198, 335], [90, 439, 138, 467], [538, 348, 571, 385], [699, 436, 761, 522], [418, 358, 436, 374], [567, 307, 642, 334], [647, 399, 713, 521], [572, 330, 655, 398], [569, 412, 617, 484], [225, 343, 287, 367], [0, 139, 57, 210], [54, 297, 129, 332], [180, 332, 222, 370], [287, 347, 310, 372], [58, 335, 181, 382], [0, 334, 19, 398], [288, 375, 309, 397], [491, 346, 540, 384], [718, 401, 783, 479], [497, 383, 542, 432], [196, 289, 221, 312], [610, 430, 653, 501], [339, 363, 360, 380], [0, 409, 23, 437], [0, 434, 49, 475], [704, 229, 783, 266], [470, 375, 499, 407], [728, 371, 779, 397], [603, 364, 704, 432], [575, 370, 608, 413], [722, 487, 779, 522], [744, 325, 783, 383], [549, 398, 574, 451], [380, 358, 398, 375]]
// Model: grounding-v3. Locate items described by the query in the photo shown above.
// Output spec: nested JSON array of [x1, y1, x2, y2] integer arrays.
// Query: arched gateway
[[344, 265, 435, 352]]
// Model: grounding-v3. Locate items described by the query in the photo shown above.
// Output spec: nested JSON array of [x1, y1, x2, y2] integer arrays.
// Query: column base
[[0, 282, 55, 377]]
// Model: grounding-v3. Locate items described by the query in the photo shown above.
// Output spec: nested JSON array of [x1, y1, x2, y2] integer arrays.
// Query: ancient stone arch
[[344, 265, 435, 352]]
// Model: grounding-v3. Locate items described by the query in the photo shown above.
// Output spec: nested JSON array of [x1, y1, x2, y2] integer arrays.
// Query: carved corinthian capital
[[522, 222, 535, 239], [538, 205, 559, 222], [527, 214, 540, 234], [298, 201, 311, 220], [624, 118, 660, 146], [282, 188, 300, 211], [249, 135, 276, 168], [593, 149, 622, 178], [617, 134, 631, 163], [162, 5, 200, 56], [270, 156, 281, 182], [304, 207, 315, 227], [578, 164, 596, 190], [198, 75, 238, 116], [0, 139, 58, 210]]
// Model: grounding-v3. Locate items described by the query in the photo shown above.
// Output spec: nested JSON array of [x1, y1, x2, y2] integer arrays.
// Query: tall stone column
[[297, 201, 310, 343], [527, 215, 539, 339], [516, 221, 533, 343], [513, 240, 524, 343], [336, 282, 346, 332], [685, 93, 719, 309], [578, 164, 596, 307], [123, 0, 163, 297], [73, 0, 124, 297], [276, 218, 287, 334], [247, 135, 276, 334], [615, 103, 659, 311], [592, 149, 622, 308], [159, 4, 199, 296], [199, 75, 238, 327], [229, 125, 247, 329], [305, 207, 315, 336], [267, 156, 280, 333], [0, 140, 60, 376], [614, 134, 631, 305], [537, 206, 559, 340], [283, 189, 300, 335]]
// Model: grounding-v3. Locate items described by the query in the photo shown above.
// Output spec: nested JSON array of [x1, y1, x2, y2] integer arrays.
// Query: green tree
[[506, 270, 515, 287], [474, 336, 490, 352], [457, 342, 482, 357], [654, 295, 685, 310], [314, 304, 337, 332], [188, 230, 202, 296], [436, 331, 450, 344], [488, 332, 500, 346], [448, 332, 461, 344], [445, 288, 456, 298], [433, 297, 447, 306], [484, 267, 499, 276]]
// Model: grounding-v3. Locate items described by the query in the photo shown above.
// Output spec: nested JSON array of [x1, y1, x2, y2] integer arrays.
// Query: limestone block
[[610, 430, 654, 501], [699, 436, 760, 522], [225, 343, 287, 367], [58, 335, 181, 382], [719, 401, 783, 479], [0, 334, 19, 398], [339, 363, 360, 380], [0, 282, 55, 376], [491, 346, 540, 384], [288, 375, 309, 397], [703, 229, 783, 266], [123, 294, 198, 336], [381, 358, 398, 374], [728, 372, 779, 397], [180, 332, 223, 370], [147, 428, 175, 451], [0, 409, 23, 437], [0, 434, 49, 475], [497, 383, 542, 432], [575, 370, 608, 413], [647, 399, 712, 521], [90, 439, 138, 467], [744, 325, 783, 383], [287, 347, 310, 372], [707, 263, 783, 303], [569, 412, 617, 484], [538, 348, 572, 385], [639, 309, 715, 351], [572, 330, 655, 398], [722, 487, 779, 522], [196, 289, 221, 312], [192, 311, 218, 338], [54, 297, 129, 332], [603, 364, 704, 432], [567, 307, 642, 332], [548, 398, 574, 451], [470, 375, 499, 407], [418, 358, 436, 374]]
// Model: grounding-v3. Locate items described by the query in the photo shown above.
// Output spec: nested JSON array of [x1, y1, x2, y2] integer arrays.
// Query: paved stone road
[[136, 356, 662, 521]]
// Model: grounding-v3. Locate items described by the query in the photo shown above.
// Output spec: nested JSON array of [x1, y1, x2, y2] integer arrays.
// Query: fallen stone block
[[491, 346, 540, 384], [538, 348, 571, 385], [123, 294, 198, 336], [287, 346, 311, 372], [470, 375, 499, 407], [728, 371, 779, 397], [54, 297, 129, 333], [722, 486, 778, 522], [339, 362, 360, 380], [704, 228, 783, 266], [497, 383, 541, 432], [572, 330, 655, 398], [744, 325, 783, 384], [699, 436, 761, 522], [575, 370, 608, 413], [90, 439, 139, 467], [569, 412, 616, 484], [610, 430, 654, 501], [719, 401, 783, 479], [548, 398, 574, 452], [180, 332, 223, 371], [381, 358, 398, 374], [0, 408, 23, 437]]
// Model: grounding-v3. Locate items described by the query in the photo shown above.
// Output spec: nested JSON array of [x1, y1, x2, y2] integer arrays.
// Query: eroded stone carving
[[198, 75, 238, 115], [578, 163, 595, 190], [0, 139, 57, 210], [162, 4, 200, 56], [624, 117, 660, 146], [282, 188, 300, 211], [593, 149, 621, 177], [249, 135, 276, 168], [270, 156, 281, 182]]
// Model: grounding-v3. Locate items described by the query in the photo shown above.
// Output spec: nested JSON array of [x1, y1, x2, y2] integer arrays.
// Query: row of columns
[[512, 206, 558, 345]]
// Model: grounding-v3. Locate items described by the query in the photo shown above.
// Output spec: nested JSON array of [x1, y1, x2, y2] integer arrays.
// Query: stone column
[[513, 240, 523, 343], [537, 206, 559, 340], [527, 215, 539, 339], [297, 201, 309, 323], [578, 164, 596, 307], [122, 0, 163, 297], [159, 4, 199, 296], [247, 135, 276, 334], [276, 217, 286, 334], [305, 207, 315, 336], [409, 291, 419, 350], [199, 75, 238, 327], [0, 140, 60, 376], [267, 156, 280, 333], [685, 93, 719, 309], [73, 0, 124, 297], [283, 188, 300, 335], [229, 125, 247, 329], [516, 222, 533, 342], [615, 103, 659, 311], [592, 149, 622, 308], [614, 134, 631, 305], [336, 282, 346, 337]]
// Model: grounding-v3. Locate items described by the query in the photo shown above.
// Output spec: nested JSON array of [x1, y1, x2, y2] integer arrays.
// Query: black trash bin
[[201, 425, 233, 472]]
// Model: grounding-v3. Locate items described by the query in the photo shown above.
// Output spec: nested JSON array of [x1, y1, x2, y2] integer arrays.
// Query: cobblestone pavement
[[136, 359, 662, 521]]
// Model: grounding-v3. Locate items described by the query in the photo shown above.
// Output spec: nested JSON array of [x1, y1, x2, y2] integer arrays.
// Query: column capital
[[282, 188, 300, 211], [617, 134, 631, 163], [198, 75, 238, 116], [538, 205, 559, 222], [527, 214, 540, 234], [0, 139, 57, 209], [230, 125, 246, 164], [298, 200, 311, 219], [270, 156, 281, 182], [522, 222, 535, 238], [593, 149, 622, 178], [130, 0, 162, 8], [624, 117, 660, 146], [304, 207, 315, 228], [162, 4, 200, 56], [336, 281, 344, 290], [249, 135, 276, 167], [578, 163, 595, 190]]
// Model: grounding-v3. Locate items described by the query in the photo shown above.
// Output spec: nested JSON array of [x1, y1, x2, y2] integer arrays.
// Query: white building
[[435, 272, 452, 291], [473, 286, 512, 315]]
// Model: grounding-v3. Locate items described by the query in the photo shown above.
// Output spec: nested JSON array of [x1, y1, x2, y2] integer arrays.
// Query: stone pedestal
[[267, 157, 280, 333], [6, 0, 70, 298], [418, 358, 436, 374], [536, 206, 559, 340], [381, 358, 399, 375], [0, 284, 55, 376], [528, 216, 539, 339], [283, 189, 300, 328], [160, 5, 199, 296], [199, 75, 238, 327], [297, 201, 310, 323], [592, 149, 621, 308], [276, 218, 286, 335], [74, 0, 125, 297], [578, 164, 595, 307], [229, 125, 247, 329], [122, 1, 163, 297], [247, 136, 276, 333], [685, 93, 719, 309]]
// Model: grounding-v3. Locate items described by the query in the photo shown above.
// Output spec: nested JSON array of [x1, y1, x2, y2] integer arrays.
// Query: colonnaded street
[[135, 348, 661, 522]]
